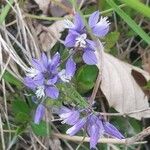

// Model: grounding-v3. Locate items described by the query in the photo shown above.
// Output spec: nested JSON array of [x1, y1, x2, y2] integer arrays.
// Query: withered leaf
[[96, 40, 150, 120]]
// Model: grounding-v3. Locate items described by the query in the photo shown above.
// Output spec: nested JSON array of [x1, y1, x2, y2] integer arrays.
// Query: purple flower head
[[24, 53, 75, 99], [64, 11, 109, 65], [58, 107, 124, 149], [64, 11, 110, 48], [89, 11, 110, 37], [86, 114, 105, 149], [24, 53, 60, 99], [64, 31, 97, 65], [34, 104, 45, 124]]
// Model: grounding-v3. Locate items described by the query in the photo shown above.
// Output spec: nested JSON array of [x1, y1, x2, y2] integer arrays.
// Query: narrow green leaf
[[12, 99, 30, 115], [0, 0, 14, 24], [57, 83, 88, 108], [31, 121, 51, 136], [3, 71, 22, 88], [122, 0, 150, 18], [15, 112, 30, 123], [106, 0, 150, 45]]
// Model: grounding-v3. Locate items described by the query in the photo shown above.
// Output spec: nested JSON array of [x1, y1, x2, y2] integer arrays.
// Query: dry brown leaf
[[34, 0, 50, 14], [34, 20, 65, 51], [50, 0, 72, 17], [96, 41, 150, 120]]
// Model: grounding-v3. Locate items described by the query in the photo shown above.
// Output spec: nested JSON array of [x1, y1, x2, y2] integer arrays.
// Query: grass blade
[[106, 0, 150, 45], [122, 0, 150, 18]]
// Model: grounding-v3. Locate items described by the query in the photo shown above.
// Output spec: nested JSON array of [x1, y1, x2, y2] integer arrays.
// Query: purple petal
[[103, 122, 125, 139], [83, 50, 97, 65], [32, 59, 46, 72], [50, 52, 60, 73], [86, 114, 104, 149], [40, 53, 49, 68], [86, 39, 96, 50], [51, 52, 60, 67], [58, 106, 71, 115], [47, 75, 58, 85], [66, 118, 86, 136], [62, 110, 80, 125], [64, 32, 78, 47], [24, 77, 36, 90], [89, 11, 100, 28], [33, 73, 44, 86], [89, 125, 100, 149], [92, 17, 110, 37], [34, 104, 45, 124], [73, 13, 85, 32], [58, 69, 68, 82], [65, 58, 76, 78], [45, 86, 59, 99]]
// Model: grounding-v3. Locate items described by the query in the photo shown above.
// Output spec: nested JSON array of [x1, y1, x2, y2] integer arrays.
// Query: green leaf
[[75, 65, 98, 94], [31, 121, 51, 136], [0, 0, 14, 24], [16, 126, 27, 135], [144, 80, 150, 89], [106, 0, 150, 45], [15, 112, 30, 123], [3, 71, 22, 88], [105, 31, 120, 51], [57, 83, 88, 108], [109, 48, 118, 56], [122, 0, 150, 18], [12, 99, 30, 115]]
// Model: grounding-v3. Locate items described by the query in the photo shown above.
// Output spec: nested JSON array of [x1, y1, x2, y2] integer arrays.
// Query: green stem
[[25, 14, 63, 21], [25, 4, 126, 21]]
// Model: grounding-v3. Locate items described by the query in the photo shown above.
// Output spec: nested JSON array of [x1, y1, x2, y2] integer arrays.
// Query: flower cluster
[[23, 10, 124, 150], [58, 106, 124, 149], [24, 53, 76, 123], [64, 11, 110, 65], [24, 53, 76, 100]]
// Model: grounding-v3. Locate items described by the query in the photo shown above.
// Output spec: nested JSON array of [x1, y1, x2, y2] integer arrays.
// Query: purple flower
[[34, 104, 45, 124], [66, 118, 86, 136], [24, 53, 76, 99], [103, 122, 124, 139], [86, 114, 105, 149], [24, 53, 60, 99], [88, 11, 110, 37], [64, 31, 97, 65], [64, 11, 110, 65], [58, 57, 76, 82], [58, 107, 124, 149], [64, 13, 85, 34], [58, 106, 80, 125]]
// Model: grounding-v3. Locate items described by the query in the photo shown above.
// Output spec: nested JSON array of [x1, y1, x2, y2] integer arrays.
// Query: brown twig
[[53, 126, 150, 145], [100, 108, 150, 116], [126, 126, 150, 145], [89, 40, 104, 105], [53, 133, 147, 145]]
